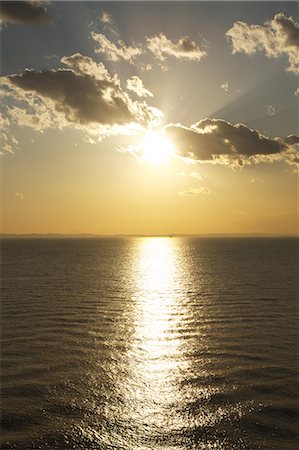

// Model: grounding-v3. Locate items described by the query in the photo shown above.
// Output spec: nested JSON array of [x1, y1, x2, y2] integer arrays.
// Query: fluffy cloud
[[1, 54, 162, 140], [126, 76, 153, 98], [226, 13, 299, 74], [0, 1, 52, 25], [91, 32, 142, 63], [147, 33, 206, 62], [165, 118, 298, 167]]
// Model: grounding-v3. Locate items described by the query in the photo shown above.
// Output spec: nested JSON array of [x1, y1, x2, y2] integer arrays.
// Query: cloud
[[179, 186, 209, 197], [100, 10, 112, 25], [165, 118, 298, 168], [126, 76, 153, 98], [5, 69, 134, 125], [60, 53, 110, 80], [285, 134, 299, 145], [190, 171, 203, 181], [0, 1, 53, 26], [0, 113, 18, 154], [147, 33, 206, 62], [267, 105, 276, 116], [221, 81, 229, 94], [1, 54, 163, 140], [294, 87, 299, 96], [140, 63, 152, 72], [226, 13, 299, 74], [14, 192, 24, 199], [99, 10, 119, 37], [221, 81, 241, 95], [91, 32, 142, 63]]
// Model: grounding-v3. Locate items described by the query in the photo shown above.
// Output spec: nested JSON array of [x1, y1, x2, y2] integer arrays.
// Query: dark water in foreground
[[1, 237, 298, 449]]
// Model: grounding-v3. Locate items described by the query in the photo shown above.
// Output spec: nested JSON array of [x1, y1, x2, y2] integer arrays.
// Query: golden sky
[[1, 1, 298, 235]]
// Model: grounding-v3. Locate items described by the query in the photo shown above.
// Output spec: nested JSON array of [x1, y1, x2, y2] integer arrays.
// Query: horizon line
[[1, 233, 298, 238]]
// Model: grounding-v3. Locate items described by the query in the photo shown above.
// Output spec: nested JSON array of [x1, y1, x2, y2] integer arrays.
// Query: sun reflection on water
[[87, 237, 247, 449], [128, 238, 186, 430]]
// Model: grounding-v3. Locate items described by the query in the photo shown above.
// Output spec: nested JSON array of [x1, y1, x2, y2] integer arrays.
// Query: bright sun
[[141, 131, 175, 166]]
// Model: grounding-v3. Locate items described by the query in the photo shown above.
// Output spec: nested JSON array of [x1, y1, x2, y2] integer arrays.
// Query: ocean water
[[1, 237, 298, 450]]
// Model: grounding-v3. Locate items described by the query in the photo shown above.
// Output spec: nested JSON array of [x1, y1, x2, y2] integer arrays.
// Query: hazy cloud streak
[[179, 186, 209, 197]]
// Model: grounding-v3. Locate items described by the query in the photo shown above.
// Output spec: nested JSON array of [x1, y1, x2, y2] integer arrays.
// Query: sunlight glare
[[132, 238, 183, 397], [141, 131, 175, 166]]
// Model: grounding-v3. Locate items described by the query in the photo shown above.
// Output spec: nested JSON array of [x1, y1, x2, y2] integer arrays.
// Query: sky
[[0, 1, 298, 235]]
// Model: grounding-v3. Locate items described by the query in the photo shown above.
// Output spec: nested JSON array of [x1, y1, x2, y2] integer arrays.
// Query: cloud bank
[[1, 53, 162, 143], [0, 1, 52, 25], [226, 13, 299, 74], [165, 118, 299, 168]]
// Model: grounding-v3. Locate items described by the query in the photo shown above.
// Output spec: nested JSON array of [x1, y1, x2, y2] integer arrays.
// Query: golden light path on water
[[117, 238, 247, 450], [129, 238, 186, 433], [80, 238, 250, 449]]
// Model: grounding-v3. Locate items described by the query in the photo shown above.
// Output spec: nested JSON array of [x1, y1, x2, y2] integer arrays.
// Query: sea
[[1, 237, 298, 450]]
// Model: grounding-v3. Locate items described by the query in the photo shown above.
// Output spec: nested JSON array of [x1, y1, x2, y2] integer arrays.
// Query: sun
[[141, 130, 175, 166]]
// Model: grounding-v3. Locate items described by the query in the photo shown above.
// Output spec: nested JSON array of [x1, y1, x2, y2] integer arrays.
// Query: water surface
[[1, 237, 298, 449]]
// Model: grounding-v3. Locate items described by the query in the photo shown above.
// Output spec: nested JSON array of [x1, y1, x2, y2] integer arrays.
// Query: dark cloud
[[0, 1, 52, 25], [6, 69, 135, 126], [2, 57, 162, 139], [274, 13, 299, 47], [165, 118, 297, 165], [285, 134, 299, 145]]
